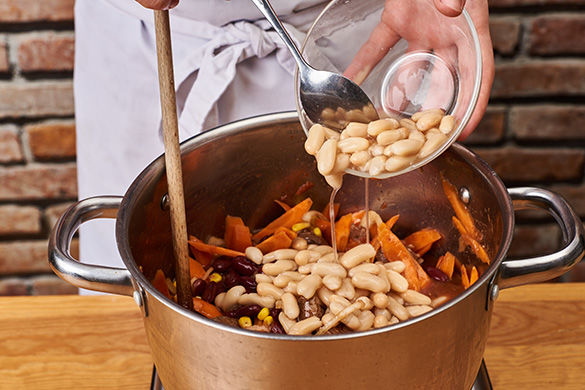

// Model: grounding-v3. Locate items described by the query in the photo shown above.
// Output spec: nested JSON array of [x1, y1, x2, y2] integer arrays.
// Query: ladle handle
[[250, 0, 308, 68], [499, 187, 585, 289]]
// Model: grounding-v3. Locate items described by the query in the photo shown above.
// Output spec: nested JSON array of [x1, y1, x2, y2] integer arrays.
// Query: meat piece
[[297, 229, 327, 245], [212, 316, 239, 327], [375, 249, 389, 263], [297, 296, 325, 321], [348, 224, 367, 246]]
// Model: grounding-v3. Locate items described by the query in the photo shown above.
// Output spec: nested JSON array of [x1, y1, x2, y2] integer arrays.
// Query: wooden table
[[0, 283, 583, 389]]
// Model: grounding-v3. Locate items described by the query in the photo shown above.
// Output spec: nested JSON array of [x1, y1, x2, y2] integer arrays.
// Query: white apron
[[74, 0, 325, 292]]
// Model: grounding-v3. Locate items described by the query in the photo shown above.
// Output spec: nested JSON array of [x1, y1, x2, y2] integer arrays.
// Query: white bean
[[348, 263, 380, 277], [335, 278, 356, 300], [411, 108, 444, 122], [322, 274, 343, 290], [221, 285, 246, 312], [312, 262, 347, 278], [399, 118, 416, 131], [340, 243, 376, 269], [281, 292, 300, 319], [356, 296, 374, 311], [401, 289, 432, 306], [255, 274, 274, 284], [294, 250, 312, 266], [369, 144, 385, 157], [316, 252, 337, 263], [418, 133, 448, 159], [389, 316, 400, 325], [377, 264, 391, 292], [312, 245, 334, 255], [302, 210, 324, 223], [416, 112, 443, 131], [297, 263, 314, 274], [385, 155, 415, 172], [337, 137, 370, 153], [387, 295, 409, 321], [333, 153, 351, 174], [296, 274, 322, 299], [368, 156, 386, 176], [288, 316, 322, 335], [406, 305, 433, 317], [245, 246, 264, 265], [262, 260, 296, 276], [374, 315, 389, 328], [439, 115, 456, 134], [351, 272, 388, 293], [291, 237, 308, 251], [372, 292, 390, 309], [321, 312, 335, 325], [317, 139, 338, 176], [214, 292, 226, 309], [390, 139, 424, 156], [273, 274, 291, 288], [238, 293, 275, 308], [284, 281, 298, 295], [317, 286, 334, 306], [345, 122, 368, 137], [387, 269, 409, 293], [323, 126, 341, 140], [278, 312, 296, 333], [385, 261, 406, 273], [257, 283, 284, 300], [350, 150, 370, 166], [408, 129, 426, 143], [304, 124, 326, 155], [376, 128, 408, 145], [389, 292, 405, 305], [357, 310, 375, 331], [263, 249, 298, 263], [326, 173, 343, 189], [374, 308, 391, 320], [431, 295, 449, 308], [367, 118, 399, 136]]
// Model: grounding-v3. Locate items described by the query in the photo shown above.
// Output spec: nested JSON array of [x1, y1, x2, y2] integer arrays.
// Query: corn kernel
[[292, 222, 311, 232], [263, 316, 274, 326], [209, 273, 222, 283], [238, 316, 252, 328], [313, 227, 322, 237], [257, 307, 270, 321]]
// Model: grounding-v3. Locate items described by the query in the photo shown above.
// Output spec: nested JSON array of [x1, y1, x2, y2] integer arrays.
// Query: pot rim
[[117, 111, 514, 341]]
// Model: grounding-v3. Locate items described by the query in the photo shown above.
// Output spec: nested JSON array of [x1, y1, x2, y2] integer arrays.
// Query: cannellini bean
[[343, 313, 362, 330], [305, 124, 326, 155], [369, 144, 385, 157], [356, 296, 374, 311], [439, 115, 456, 134], [389, 316, 399, 325], [374, 315, 389, 328], [294, 250, 312, 266], [411, 108, 444, 122], [348, 263, 380, 277], [279, 312, 296, 333], [368, 156, 386, 176], [316, 252, 337, 263], [239, 293, 275, 308], [385, 261, 406, 273], [387, 295, 409, 321], [326, 174, 344, 189], [431, 295, 449, 308], [288, 316, 322, 335], [297, 274, 322, 299], [418, 132, 448, 159], [367, 118, 399, 136], [245, 246, 263, 265], [313, 245, 335, 255], [357, 310, 375, 331], [340, 128, 350, 140], [297, 263, 314, 274], [262, 260, 296, 276], [399, 118, 416, 131], [360, 210, 383, 229], [372, 292, 390, 309], [345, 122, 368, 137], [340, 243, 376, 269], [401, 289, 432, 306], [323, 126, 341, 140], [284, 281, 298, 294], [322, 274, 343, 290], [376, 128, 407, 145], [291, 237, 308, 251], [416, 112, 443, 131], [408, 129, 426, 143], [330, 294, 351, 307], [390, 139, 424, 156], [273, 274, 292, 288], [363, 104, 379, 121], [257, 283, 284, 300], [387, 269, 409, 293], [302, 210, 324, 223], [263, 249, 298, 263], [426, 128, 442, 137], [220, 285, 246, 311], [321, 312, 335, 324], [281, 271, 304, 281], [389, 292, 405, 305], [352, 272, 388, 293], [255, 274, 274, 284], [337, 137, 370, 154], [317, 139, 338, 176], [374, 308, 391, 320], [333, 153, 351, 174], [385, 155, 415, 172], [317, 287, 334, 306], [281, 292, 300, 319], [377, 264, 391, 292], [336, 278, 356, 300], [350, 150, 370, 166], [214, 292, 226, 308], [406, 305, 433, 317], [312, 262, 347, 278], [355, 288, 371, 298]]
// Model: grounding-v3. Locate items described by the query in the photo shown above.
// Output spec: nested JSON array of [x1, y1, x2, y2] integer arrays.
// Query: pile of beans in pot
[[305, 108, 456, 185]]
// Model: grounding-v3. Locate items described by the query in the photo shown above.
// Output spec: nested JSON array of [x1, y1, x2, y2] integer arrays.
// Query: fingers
[[135, 0, 179, 10], [432, 0, 466, 17]]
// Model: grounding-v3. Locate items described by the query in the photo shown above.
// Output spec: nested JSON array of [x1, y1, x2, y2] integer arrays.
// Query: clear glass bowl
[[295, 0, 482, 179]]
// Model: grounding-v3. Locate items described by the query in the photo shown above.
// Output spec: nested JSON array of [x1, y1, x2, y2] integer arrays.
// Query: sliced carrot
[[403, 228, 442, 256], [252, 197, 313, 241], [224, 216, 252, 252], [442, 177, 481, 241], [192, 297, 222, 319], [274, 226, 297, 240], [385, 214, 400, 229], [188, 236, 245, 257], [436, 252, 456, 279], [321, 202, 340, 221], [371, 214, 400, 252], [377, 222, 430, 291], [453, 217, 491, 265], [256, 230, 293, 254], [461, 264, 470, 289], [335, 213, 353, 252], [469, 266, 479, 285], [189, 257, 206, 280], [192, 248, 213, 267], [152, 269, 171, 299], [274, 199, 291, 212]]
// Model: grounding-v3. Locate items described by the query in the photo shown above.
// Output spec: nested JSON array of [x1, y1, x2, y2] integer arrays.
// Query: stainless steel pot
[[49, 112, 584, 389]]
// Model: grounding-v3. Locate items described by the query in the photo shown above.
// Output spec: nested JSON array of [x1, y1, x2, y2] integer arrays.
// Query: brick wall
[[0, 0, 583, 296]]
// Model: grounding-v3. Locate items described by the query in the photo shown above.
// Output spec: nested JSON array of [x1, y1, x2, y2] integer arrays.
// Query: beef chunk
[[297, 296, 325, 321]]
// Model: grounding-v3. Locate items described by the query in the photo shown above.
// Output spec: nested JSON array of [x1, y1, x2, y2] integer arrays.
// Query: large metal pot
[[49, 112, 584, 389]]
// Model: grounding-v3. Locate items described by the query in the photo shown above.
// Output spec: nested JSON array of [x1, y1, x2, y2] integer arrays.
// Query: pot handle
[[48, 196, 134, 296], [499, 187, 585, 289]]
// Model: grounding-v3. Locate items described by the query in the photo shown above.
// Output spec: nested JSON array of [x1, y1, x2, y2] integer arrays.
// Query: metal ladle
[[251, 0, 379, 130]]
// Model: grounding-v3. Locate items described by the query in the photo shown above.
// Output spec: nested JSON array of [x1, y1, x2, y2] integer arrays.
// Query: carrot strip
[[189, 257, 206, 280], [192, 297, 222, 319], [224, 216, 252, 252], [322, 202, 340, 221], [442, 177, 481, 241], [377, 222, 430, 291], [152, 269, 171, 299], [274, 199, 291, 212], [403, 228, 442, 256], [335, 213, 353, 252], [371, 215, 400, 252], [252, 198, 313, 241], [461, 265, 470, 289], [256, 231, 293, 254], [453, 217, 491, 265], [188, 236, 245, 257], [274, 226, 297, 240], [436, 252, 456, 279], [192, 248, 213, 267], [469, 266, 479, 285]]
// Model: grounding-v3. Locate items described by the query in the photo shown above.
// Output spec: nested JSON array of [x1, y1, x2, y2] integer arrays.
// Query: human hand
[[135, 0, 179, 10], [344, 0, 493, 139]]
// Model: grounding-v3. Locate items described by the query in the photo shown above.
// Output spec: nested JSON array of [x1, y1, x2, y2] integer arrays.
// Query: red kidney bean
[[270, 321, 285, 334], [233, 256, 259, 276], [202, 281, 225, 303], [224, 269, 240, 289], [425, 266, 450, 282], [191, 278, 206, 297], [238, 275, 257, 293], [269, 307, 281, 319], [212, 256, 233, 273], [227, 304, 262, 318]]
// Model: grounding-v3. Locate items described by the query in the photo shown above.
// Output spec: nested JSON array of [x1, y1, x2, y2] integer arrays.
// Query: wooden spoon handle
[[153, 9, 193, 310]]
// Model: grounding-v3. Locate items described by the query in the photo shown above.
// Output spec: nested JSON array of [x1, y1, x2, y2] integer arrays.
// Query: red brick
[[507, 224, 560, 258], [0, 42, 9, 73], [0, 164, 77, 201], [492, 61, 585, 98], [476, 147, 585, 182], [0, 239, 78, 275], [17, 32, 74, 72], [0, 0, 74, 22], [490, 17, 521, 55], [0, 278, 28, 295], [464, 106, 506, 144], [25, 121, 76, 160], [510, 105, 585, 140], [45, 202, 75, 230], [489, 0, 584, 6], [31, 275, 77, 295], [0, 205, 41, 235], [530, 15, 585, 56], [550, 184, 585, 217], [0, 125, 24, 163], [0, 82, 74, 119]]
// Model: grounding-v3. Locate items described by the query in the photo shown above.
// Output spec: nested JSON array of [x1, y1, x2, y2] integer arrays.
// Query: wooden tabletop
[[0, 283, 583, 389]]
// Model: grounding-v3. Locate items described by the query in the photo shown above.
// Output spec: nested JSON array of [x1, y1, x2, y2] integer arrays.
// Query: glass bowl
[[295, 0, 482, 179]]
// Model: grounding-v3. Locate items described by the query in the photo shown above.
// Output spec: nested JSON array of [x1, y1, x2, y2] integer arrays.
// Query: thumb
[[432, 0, 466, 17]]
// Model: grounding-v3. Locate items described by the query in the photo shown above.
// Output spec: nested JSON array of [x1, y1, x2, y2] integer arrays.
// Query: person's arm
[[136, 0, 179, 10]]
